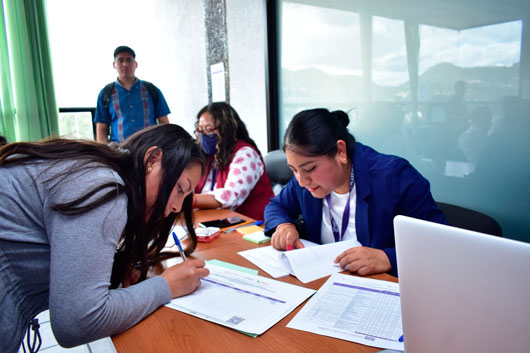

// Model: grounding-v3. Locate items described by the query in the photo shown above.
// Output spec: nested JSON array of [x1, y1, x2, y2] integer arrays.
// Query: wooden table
[[112, 209, 398, 353]]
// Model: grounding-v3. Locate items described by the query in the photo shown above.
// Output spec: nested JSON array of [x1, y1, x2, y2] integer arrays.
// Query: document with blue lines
[[287, 273, 404, 351], [166, 263, 315, 336]]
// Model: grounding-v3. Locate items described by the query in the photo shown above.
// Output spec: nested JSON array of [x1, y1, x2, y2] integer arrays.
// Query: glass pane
[[372, 16, 408, 93], [58, 112, 93, 140], [355, 16, 412, 158], [278, 1, 530, 242], [415, 20, 526, 240], [279, 1, 361, 143]]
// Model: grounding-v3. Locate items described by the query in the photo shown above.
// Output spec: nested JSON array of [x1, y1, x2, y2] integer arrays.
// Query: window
[[45, 0, 209, 139], [57, 111, 94, 140], [372, 16, 408, 95], [279, 2, 361, 142], [276, 0, 530, 241]]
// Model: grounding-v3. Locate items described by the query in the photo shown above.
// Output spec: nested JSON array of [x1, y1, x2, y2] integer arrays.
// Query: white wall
[[226, 0, 269, 154], [152, 1, 209, 133]]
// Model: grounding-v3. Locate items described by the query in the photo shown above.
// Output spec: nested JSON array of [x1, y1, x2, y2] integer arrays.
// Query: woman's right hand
[[271, 223, 304, 250], [161, 259, 209, 298]]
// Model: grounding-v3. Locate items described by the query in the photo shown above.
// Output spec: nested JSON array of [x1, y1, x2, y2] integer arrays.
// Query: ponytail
[[283, 108, 356, 157]]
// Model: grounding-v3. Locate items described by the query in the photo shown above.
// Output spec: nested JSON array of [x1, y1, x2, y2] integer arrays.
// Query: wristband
[[192, 194, 198, 208]]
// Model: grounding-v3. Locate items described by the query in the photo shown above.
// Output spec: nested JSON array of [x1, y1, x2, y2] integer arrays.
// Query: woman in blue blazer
[[264, 108, 445, 277]]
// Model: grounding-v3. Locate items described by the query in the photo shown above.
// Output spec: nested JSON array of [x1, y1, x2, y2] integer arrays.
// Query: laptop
[[394, 215, 530, 353]]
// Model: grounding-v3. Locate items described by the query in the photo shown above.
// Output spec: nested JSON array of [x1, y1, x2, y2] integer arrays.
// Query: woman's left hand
[[334, 247, 391, 276]]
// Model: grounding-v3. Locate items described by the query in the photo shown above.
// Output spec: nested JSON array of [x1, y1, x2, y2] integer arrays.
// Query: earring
[[147, 166, 152, 173]]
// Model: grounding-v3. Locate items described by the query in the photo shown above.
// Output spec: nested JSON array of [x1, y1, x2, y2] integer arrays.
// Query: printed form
[[238, 239, 360, 283], [287, 273, 404, 351], [166, 263, 315, 336]]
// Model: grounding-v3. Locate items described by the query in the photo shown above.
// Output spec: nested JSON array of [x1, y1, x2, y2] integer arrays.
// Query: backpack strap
[[101, 82, 115, 112], [142, 81, 159, 109]]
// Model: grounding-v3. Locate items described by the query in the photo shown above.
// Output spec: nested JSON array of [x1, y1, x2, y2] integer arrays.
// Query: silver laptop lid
[[394, 215, 530, 353]]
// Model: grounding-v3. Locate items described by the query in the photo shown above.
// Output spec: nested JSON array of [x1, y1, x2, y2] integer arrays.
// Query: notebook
[[394, 215, 530, 353]]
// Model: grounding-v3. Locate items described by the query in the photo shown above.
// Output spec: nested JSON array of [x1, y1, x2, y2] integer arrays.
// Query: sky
[[281, 2, 522, 86]]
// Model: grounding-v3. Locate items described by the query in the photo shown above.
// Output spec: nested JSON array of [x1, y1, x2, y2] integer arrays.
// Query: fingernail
[[286, 244, 294, 251]]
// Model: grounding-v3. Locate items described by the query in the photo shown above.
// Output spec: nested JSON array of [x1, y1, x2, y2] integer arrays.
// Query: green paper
[[238, 330, 259, 338], [242, 232, 271, 244], [206, 259, 259, 275]]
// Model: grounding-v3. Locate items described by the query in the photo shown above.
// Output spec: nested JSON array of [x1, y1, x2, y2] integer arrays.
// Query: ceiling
[[290, 0, 530, 30]]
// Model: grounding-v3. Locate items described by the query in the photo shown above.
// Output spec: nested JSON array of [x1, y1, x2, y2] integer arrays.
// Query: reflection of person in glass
[[443, 80, 469, 160], [473, 97, 530, 203], [354, 102, 417, 160], [193, 102, 274, 220], [446, 80, 467, 124], [457, 106, 492, 164], [264, 108, 445, 277]]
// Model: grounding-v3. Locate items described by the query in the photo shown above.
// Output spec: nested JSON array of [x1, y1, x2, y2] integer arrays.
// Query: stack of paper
[[238, 239, 360, 283], [287, 273, 404, 351], [166, 263, 315, 336]]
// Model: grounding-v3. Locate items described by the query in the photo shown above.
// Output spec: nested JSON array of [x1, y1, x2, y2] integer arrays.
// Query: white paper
[[285, 240, 360, 283], [444, 160, 475, 178], [164, 224, 190, 250], [287, 273, 404, 351], [210, 62, 226, 102], [163, 225, 190, 267], [238, 239, 317, 278], [170, 224, 189, 238], [238, 239, 360, 283], [165, 263, 315, 335]]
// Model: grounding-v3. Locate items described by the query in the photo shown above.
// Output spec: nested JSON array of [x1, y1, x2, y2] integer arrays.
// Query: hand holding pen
[[160, 232, 209, 298]]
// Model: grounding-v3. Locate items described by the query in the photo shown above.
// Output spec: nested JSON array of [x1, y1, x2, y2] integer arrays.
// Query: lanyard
[[210, 168, 218, 191], [325, 162, 355, 242]]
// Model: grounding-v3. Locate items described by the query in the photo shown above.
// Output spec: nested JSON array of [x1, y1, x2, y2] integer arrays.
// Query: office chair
[[263, 150, 293, 195], [436, 202, 503, 237]]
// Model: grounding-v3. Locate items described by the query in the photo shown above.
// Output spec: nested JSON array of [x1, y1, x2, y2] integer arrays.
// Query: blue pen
[[224, 220, 264, 233], [399, 335, 404, 342], [172, 231, 187, 261]]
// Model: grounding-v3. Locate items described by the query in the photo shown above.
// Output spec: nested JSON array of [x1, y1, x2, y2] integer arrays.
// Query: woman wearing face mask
[[193, 102, 274, 220], [264, 108, 445, 277]]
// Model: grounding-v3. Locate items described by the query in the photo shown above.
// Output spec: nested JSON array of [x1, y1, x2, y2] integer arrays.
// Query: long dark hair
[[196, 102, 259, 169], [0, 124, 205, 288], [283, 108, 356, 157]]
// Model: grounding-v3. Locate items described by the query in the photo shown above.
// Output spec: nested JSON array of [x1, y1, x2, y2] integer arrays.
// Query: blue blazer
[[264, 142, 445, 276]]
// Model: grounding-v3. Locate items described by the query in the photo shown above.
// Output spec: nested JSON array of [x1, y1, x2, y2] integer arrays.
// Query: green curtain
[[0, 0, 58, 142], [0, 0, 15, 142]]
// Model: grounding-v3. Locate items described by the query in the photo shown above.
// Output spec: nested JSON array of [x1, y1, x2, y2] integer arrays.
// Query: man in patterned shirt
[[94, 46, 170, 143]]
